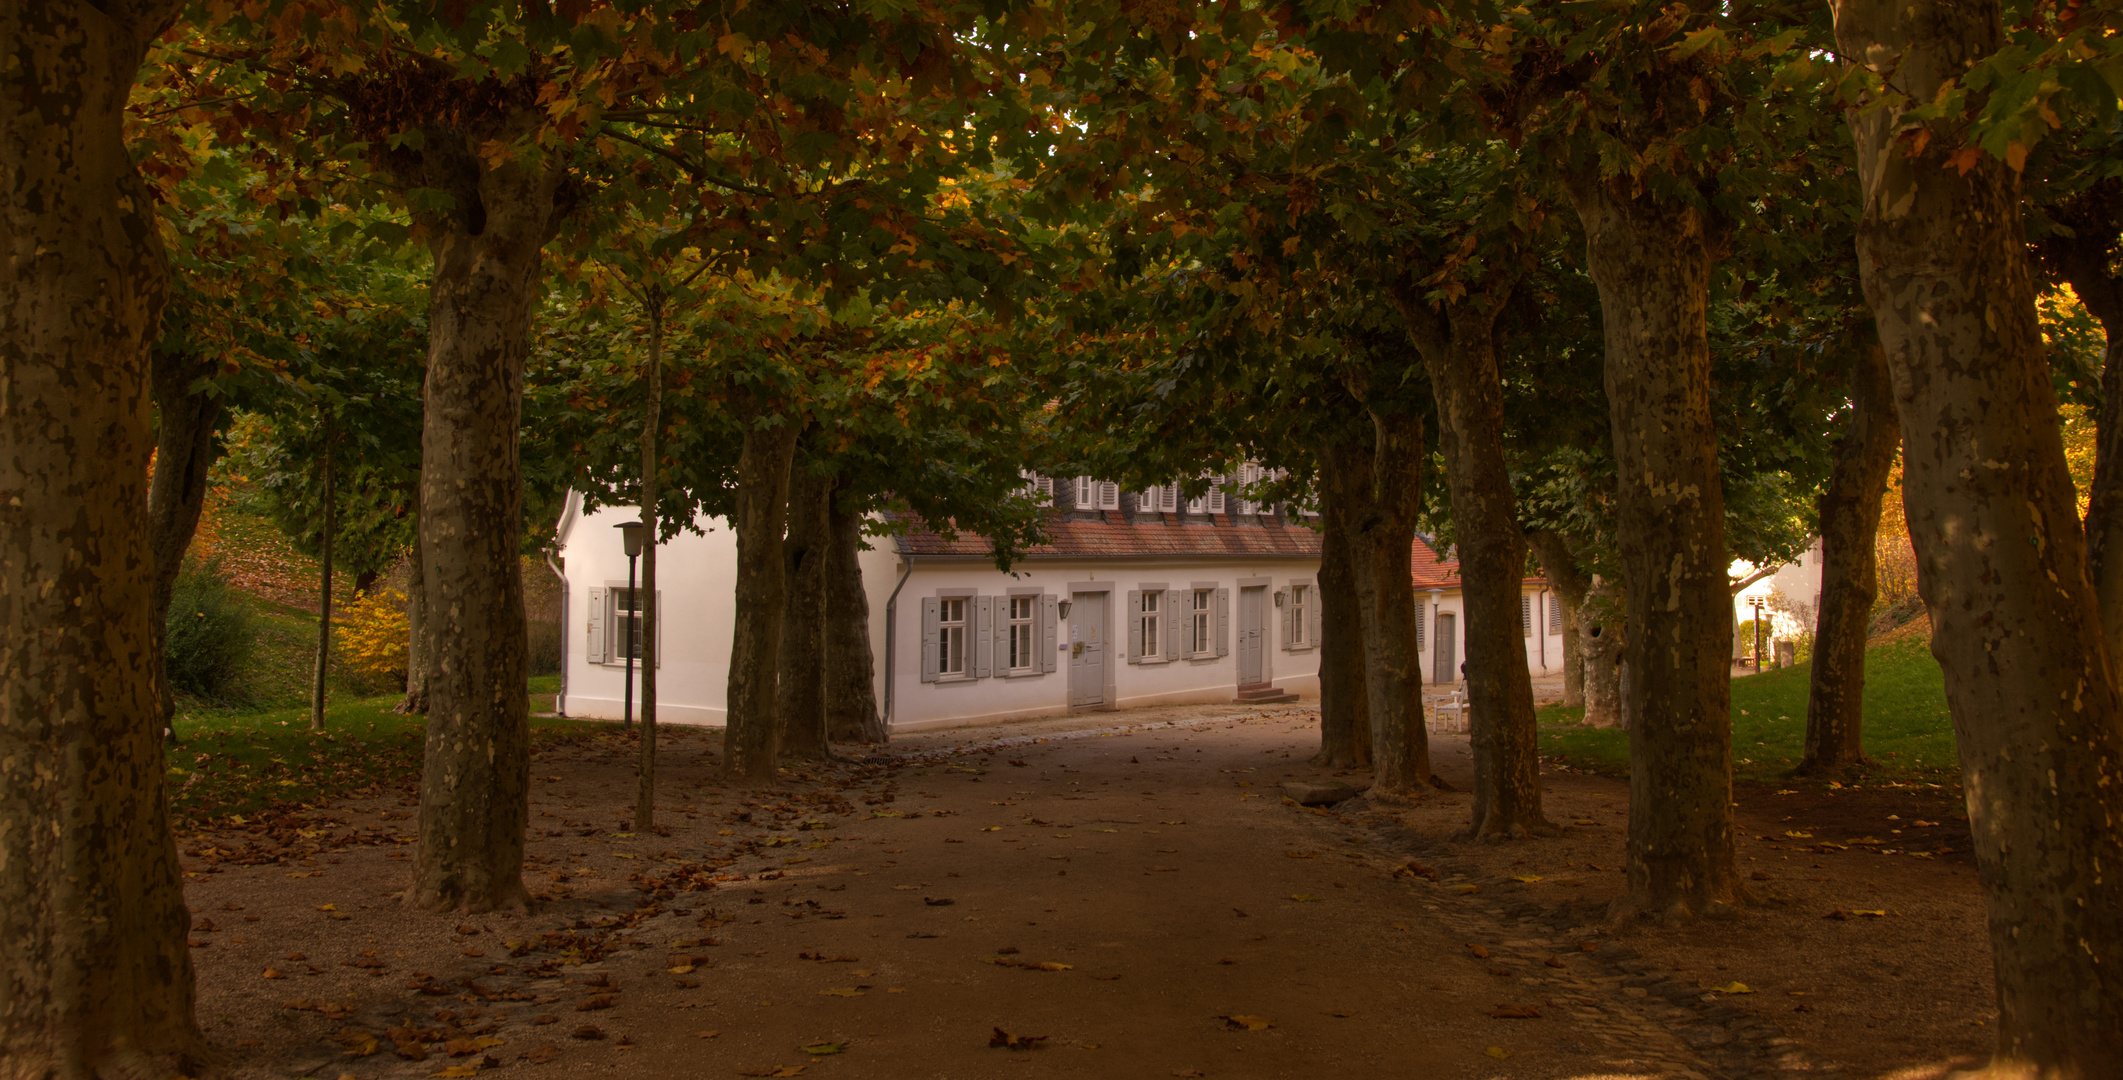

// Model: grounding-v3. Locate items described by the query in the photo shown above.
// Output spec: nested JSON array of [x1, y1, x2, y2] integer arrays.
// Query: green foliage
[[1537, 635, 1957, 784], [163, 557, 257, 702]]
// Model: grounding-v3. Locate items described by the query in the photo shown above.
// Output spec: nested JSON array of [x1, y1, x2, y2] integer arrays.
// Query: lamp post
[[617, 521, 644, 727], [1750, 596, 1765, 671]]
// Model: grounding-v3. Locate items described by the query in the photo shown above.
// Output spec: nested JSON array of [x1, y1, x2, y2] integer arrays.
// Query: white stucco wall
[[555, 496, 740, 725], [1415, 585, 1566, 684], [868, 556, 1324, 732]]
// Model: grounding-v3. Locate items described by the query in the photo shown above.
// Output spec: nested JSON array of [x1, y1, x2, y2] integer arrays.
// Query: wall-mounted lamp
[[1273, 590, 1285, 608], [1057, 599, 1073, 619]]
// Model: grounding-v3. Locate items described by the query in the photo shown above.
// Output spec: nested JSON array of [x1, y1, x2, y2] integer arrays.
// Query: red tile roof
[[891, 512, 1324, 559], [1411, 535, 1549, 592]]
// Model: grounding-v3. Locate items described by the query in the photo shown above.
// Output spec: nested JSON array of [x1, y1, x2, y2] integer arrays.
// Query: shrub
[[164, 557, 256, 700], [336, 587, 409, 684]]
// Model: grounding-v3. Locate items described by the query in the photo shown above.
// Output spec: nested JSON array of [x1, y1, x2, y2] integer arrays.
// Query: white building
[[1730, 540, 1825, 661], [551, 484, 1570, 733]]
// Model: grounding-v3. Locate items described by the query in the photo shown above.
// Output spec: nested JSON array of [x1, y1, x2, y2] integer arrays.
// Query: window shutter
[[1041, 594, 1059, 673], [1097, 482, 1120, 510], [1126, 590, 1142, 663], [585, 587, 606, 664], [1306, 589, 1321, 649], [973, 596, 993, 678], [1207, 480, 1226, 514], [1521, 594, 1533, 637], [1215, 588, 1230, 657], [1278, 590, 1293, 651], [1163, 589, 1180, 660], [1549, 596, 1564, 634], [1415, 601, 1426, 651], [655, 590, 663, 667], [920, 597, 940, 683], [992, 596, 1013, 675]]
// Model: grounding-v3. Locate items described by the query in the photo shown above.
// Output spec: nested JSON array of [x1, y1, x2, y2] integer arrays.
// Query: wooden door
[[1069, 592, 1107, 707], [1434, 611, 1457, 685], [1238, 585, 1266, 685]]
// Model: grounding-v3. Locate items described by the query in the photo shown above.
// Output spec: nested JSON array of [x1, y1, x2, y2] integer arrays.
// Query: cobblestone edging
[[1350, 812, 1834, 1079]]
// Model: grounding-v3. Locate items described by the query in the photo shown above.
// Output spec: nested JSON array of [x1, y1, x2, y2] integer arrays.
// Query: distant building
[[1405, 536, 1568, 684]]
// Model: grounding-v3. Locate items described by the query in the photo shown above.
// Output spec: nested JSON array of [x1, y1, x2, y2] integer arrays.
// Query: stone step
[[1232, 684, 1299, 704]]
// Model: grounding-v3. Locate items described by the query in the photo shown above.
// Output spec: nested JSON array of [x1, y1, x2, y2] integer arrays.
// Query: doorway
[[1237, 585, 1267, 686], [1433, 611, 1457, 685], [1069, 591, 1108, 708]]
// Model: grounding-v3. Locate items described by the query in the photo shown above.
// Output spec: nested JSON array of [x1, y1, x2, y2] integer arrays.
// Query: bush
[[165, 557, 256, 700], [337, 587, 409, 684]]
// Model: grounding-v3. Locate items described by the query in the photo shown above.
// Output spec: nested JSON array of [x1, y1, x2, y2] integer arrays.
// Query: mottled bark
[[726, 417, 801, 782], [2038, 181, 2123, 670], [1400, 285, 1550, 839], [309, 436, 335, 732], [1312, 456, 1370, 769], [1336, 409, 1433, 797], [634, 295, 663, 834], [1526, 530, 1590, 710], [147, 348, 222, 735], [1799, 335, 1899, 777], [1836, 0, 2123, 1066], [397, 512, 429, 715], [776, 459, 832, 761], [1564, 175, 1740, 922], [1579, 581, 1626, 729], [824, 493, 886, 744], [1, 0, 210, 1073], [405, 141, 566, 913]]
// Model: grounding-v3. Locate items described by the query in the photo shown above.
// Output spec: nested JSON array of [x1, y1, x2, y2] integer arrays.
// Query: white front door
[[1238, 585, 1266, 686], [1069, 592, 1107, 707]]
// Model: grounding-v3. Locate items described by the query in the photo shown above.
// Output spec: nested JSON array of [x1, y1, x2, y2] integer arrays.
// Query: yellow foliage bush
[[337, 588, 408, 681]]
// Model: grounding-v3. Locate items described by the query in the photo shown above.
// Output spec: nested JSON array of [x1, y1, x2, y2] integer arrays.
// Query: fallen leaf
[[1511, 874, 1542, 883], [1853, 909, 1890, 917], [1544, 957, 1566, 969], [1712, 982, 1755, 995], [988, 1028, 1048, 1050], [576, 995, 614, 1011], [819, 987, 865, 997], [262, 968, 288, 980], [1467, 944, 1491, 959], [570, 1025, 604, 1040], [669, 965, 696, 975], [524, 1042, 563, 1064], [1489, 1005, 1541, 1019], [1287, 894, 1323, 903], [801, 1042, 846, 1056], [924, 897, 955, 906], [1219, 1015, 1273, 1031], [1486, 1046, 1513, 1059], [1172, 1070, 1205, 1078], [1822, 909, 1851, 921], [1323, 1009, 1355, 1018], [1454, 884, 1480, 895], [696, 1030, 721, 1039]]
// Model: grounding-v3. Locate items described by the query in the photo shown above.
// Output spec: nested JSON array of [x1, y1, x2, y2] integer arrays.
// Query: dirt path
[[181, 706, 1992, 1079]]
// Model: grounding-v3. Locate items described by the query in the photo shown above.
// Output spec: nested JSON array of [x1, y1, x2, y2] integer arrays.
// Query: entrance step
[[1232, 683, 1299, 704]]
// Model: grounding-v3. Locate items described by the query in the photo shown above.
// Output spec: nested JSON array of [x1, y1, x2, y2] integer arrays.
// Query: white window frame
[[939, 596, 969, 678], [597, 584, 660, 669], [1190, 588, 1213, 657], [1139, 589, 1162, 661], [1007, 594, 1037, 672], [1289, 583, 1310, 646]]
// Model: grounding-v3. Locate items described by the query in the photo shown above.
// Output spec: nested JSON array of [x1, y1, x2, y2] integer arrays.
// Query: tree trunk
[[1313, 453, 1370, 769], [398, 509, 430, 714], [1, 0, 209, 1072], [824, 491, 886, 744], [310, 433, 336, 732], [726, 417, 802, 782], [1344, 409, 1432, 797], [776, 458, 831, 760], [147, 348, 223, 736], [1526, 530, 1590, 710], [1401, 289, 1550, 839], [1799, 333, 1899, 777], [1836, 0, 2123, 1065], [1564, 175, 1741, 922], [405, 149, 566, 914], [1579, 582, 1626, 729], [2039, 183, 2123, 669], [634, 294, 663, 834]]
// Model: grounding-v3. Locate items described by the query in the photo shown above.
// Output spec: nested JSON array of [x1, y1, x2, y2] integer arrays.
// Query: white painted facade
[[551, 492, 1324, 733], [1408, 583, 1572, 685]]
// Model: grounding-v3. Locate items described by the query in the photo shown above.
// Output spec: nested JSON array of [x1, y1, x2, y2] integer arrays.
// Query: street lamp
[[1750, 596, 1765, 671], [617, 521, 644, 727]]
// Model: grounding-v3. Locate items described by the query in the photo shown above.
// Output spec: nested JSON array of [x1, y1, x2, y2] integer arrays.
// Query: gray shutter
[[1041, 594, 1058, 673], [1521, 594, 1533, 637], [920, 597, 940, 683], [1126, 590, 1142, 663], [1415, 601, 1426, 651], [585, 587, 606, 664], [1279, 590, 1293, 651], [655, 590, 663, 667], [1163, 589, 1180, 660], [973, 596, 993, 678], [1215, 588, 1230, 657], [1306, 587, 1321, 649]]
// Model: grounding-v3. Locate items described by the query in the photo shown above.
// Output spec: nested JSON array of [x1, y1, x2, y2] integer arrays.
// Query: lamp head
[[617, 520, 645, 557], [1057, 599, 1073, 619]]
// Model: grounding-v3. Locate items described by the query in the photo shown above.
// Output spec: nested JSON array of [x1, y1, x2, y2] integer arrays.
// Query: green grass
[[1537, 633, 1957, 784], [166, 690, 616, 829]]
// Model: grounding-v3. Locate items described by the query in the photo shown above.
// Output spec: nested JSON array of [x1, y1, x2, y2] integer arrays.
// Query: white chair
[[1431, 691, 1469, 734]]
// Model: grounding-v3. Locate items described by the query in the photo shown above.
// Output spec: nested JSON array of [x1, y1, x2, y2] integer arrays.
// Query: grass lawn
[[1537, 632, 1957, 785], [166, 689, 612, 830]]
